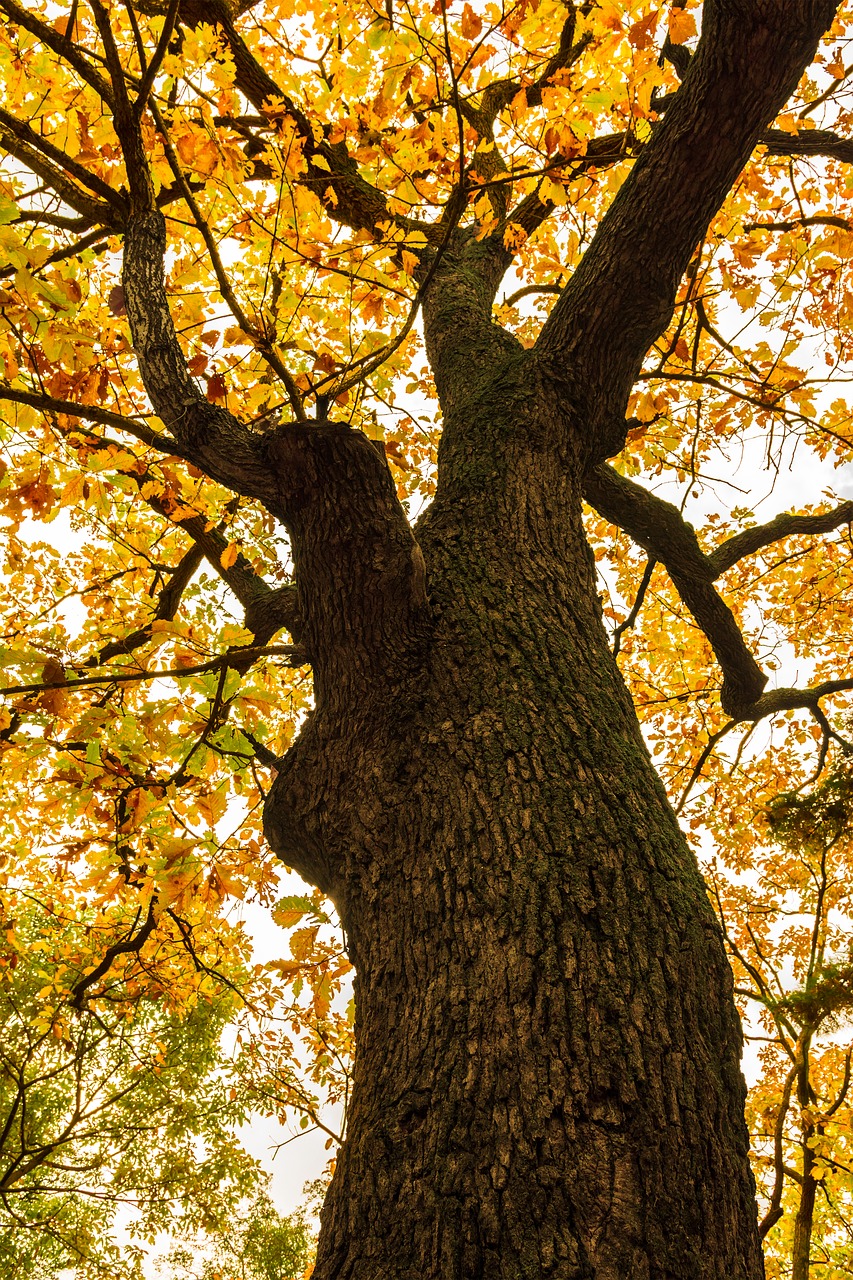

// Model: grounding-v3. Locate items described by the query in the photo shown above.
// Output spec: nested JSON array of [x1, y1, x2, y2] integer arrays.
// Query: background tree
[[0, 896, 261, 1279], [1, 0, 853, 1276], [160, 1193, 315, 1280], [717, 766, 853, 1279]]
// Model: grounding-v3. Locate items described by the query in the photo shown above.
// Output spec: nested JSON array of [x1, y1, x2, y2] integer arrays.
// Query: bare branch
[[674, 720, 740, 814], [825, 1049, 852, 1118], [612, 556, 656, 659], [745, 214, 852, 232]]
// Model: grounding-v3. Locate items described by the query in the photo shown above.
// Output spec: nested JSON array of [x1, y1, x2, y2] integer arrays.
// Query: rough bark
[[263, 352, 763, 1279]]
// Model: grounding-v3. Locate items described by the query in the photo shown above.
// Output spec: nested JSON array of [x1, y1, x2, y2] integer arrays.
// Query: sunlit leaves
[[2, 0, 853, 1271]]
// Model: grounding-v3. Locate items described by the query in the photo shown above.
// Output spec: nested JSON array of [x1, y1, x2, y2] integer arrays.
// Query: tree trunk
[[102, 7, 838, 1273], [791, 1137, 817, 1280], [262, 384, 764, 1278], [792, 1049, 818, 1280]]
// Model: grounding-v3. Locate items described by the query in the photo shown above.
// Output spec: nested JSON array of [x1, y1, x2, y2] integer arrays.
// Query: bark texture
[[263, 357, 763, 1279]]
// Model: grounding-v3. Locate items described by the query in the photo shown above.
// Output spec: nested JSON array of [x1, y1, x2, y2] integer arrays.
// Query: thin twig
[[612, 557, 656, 659], [0, 645, 308, 697]]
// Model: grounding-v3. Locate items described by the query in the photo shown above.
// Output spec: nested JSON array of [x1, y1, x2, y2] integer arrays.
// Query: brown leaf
[[206, 372, 227, 402]]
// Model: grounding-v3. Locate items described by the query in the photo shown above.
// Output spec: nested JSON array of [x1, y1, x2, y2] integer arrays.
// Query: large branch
[[709, 502, 853, 576], [586, 469, 853, 717], [139, 486, 303, 645], [500, 121, 853, 261], [761, 126, 853, 165], [534, 0, 840, 463], [179, 0, 417, 241], [0, 385, 177, 453], [420, 236, 523, 415], [262, 422, 430, 709], [585, 464, 766, 715], [121, 210, 284, 507], [0, 107, 125, 215]]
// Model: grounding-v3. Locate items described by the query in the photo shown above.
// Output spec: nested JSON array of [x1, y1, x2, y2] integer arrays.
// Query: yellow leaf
[[540, 176, 568, 206], [503, 223, 527, 251], [220, 543, 238, 569], [669, 8, 697, 44]]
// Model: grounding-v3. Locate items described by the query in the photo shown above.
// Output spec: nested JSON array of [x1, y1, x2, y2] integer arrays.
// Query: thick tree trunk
[[262, 385, 764, 1278]]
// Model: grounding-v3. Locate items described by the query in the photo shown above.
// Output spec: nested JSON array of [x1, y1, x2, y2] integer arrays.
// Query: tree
[[0, 896, 261, 1278], [1, 0, 853, 1275], [717, 767, 853, 1279], [161, 1193, 315, 1280]]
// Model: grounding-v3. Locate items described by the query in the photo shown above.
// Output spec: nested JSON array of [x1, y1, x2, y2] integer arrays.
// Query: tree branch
[[1, 644, 307, 698], [84, 0, 272, 499], [0, 383, 179, 454], [189, 0, 417, 240], [585, 463, 767, 715], [70, 902, 158, 1010], [0, 0, 114, 104], [709, 502, 853, 576], [612, 556, 656, 659], [759, 1062, 798, 1239], [262, 421, 430, 708], [587, 463, 853, 717], [534, 0, 841, 463], [761, 126, 853, 165], [0, 106, 125, 215], [136, 483, 303, 643], [0, 129, 119, 229], [82, 540, 204, 667], [148, 100, 306, 419], [133, 0, 181, 117]]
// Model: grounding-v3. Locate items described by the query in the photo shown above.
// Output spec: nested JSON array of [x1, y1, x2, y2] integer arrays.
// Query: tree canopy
[[1, 0, 853, 1274]]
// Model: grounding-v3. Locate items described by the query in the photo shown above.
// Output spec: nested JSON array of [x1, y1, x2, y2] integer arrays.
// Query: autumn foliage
[[0, 0, 853, 1273]]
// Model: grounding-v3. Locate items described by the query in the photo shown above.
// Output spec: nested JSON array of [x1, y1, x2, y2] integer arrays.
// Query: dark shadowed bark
[[264, 350, 764, 1276]]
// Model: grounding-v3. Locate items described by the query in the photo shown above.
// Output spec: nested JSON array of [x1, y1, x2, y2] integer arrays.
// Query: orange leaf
[[669, 7, 697, 44]]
